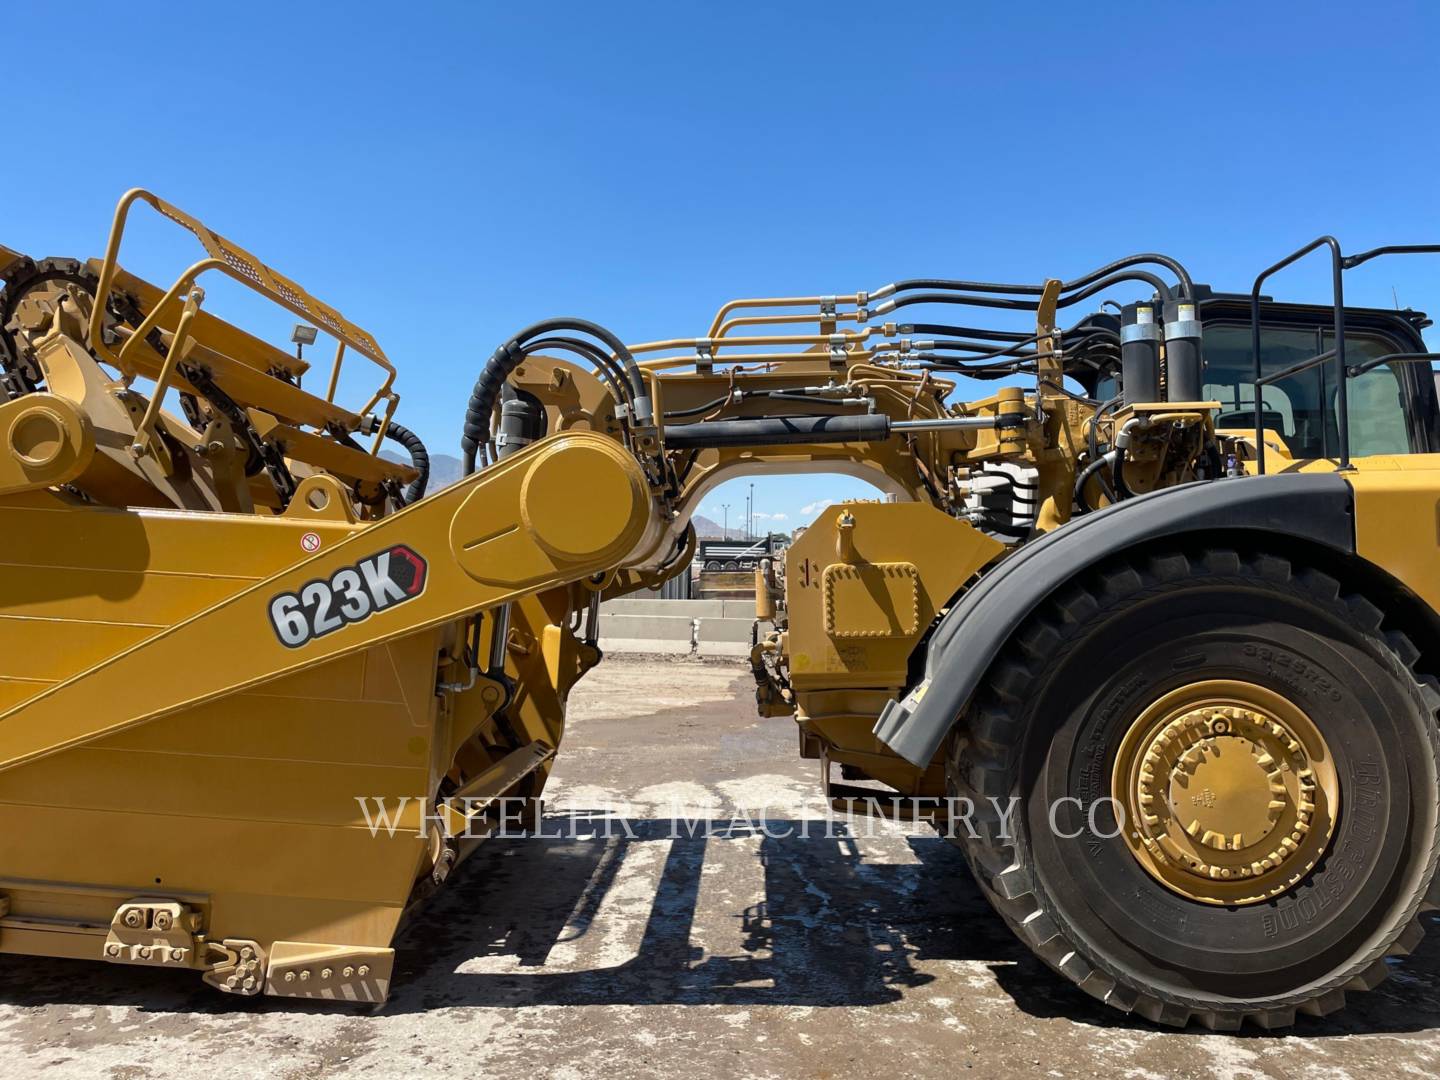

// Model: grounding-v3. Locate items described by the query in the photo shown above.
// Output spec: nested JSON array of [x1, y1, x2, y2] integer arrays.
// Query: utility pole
[[721, 503, 730, 538], [748, 483, 754, 539]]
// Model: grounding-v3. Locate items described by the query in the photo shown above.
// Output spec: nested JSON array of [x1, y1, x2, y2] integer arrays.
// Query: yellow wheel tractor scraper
[[2, 192, 1440, 1029]]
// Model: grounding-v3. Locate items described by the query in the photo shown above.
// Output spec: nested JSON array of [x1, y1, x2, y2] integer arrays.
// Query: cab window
[[1203, 324, 1412, 458]]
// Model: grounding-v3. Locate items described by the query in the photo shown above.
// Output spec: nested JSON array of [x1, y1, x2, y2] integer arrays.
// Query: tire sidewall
[[1014, 573, 1436, 1005]]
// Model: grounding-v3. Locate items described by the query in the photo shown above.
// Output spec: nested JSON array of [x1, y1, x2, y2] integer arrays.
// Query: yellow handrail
[[88, 189, 396, 416]]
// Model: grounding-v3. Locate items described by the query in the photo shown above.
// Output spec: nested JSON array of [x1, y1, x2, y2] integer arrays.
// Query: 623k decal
[[269, 544, 427, 648]]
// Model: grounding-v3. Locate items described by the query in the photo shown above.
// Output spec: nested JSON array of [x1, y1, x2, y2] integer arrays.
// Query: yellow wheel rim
[[1111, 679, 1339, 906]]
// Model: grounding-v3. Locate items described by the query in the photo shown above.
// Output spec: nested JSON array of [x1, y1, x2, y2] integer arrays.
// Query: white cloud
[[800, 498, 837, 516]]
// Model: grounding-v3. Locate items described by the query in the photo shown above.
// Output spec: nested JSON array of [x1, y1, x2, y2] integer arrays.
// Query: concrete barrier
[[600, 597, 758, 619], [602, 598, 726, 618], [597, 599, 760, 657], [696, 616, 755, 643]]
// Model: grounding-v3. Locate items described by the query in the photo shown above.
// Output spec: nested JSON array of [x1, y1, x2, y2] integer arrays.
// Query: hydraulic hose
[[1073, 450, 1118, 514], [898, 323, 1032, 342], [913, 328, 1120, 358], [1062, 271, 1173, 307], [664, 392, 734, 420], [663, 386, 866, 421], [875, 253, 1195, 302], [1110, 418, 1145, 501], [1039, 380, 1100, 406], [1088, 395, 1122, 461], [914, 333, 1046, 360], [913, 361, 1033, 378], [1074, 417, 1145, 513], [463, 317, 649, 475], [520, 335, 635, 412], [382, 420, 430, 505], [873, 270, 1174, 317], [1110, 446, 1130, 502]]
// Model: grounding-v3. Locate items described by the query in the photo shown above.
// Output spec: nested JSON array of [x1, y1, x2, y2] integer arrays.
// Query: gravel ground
[[2, 656, 1438, 1079]]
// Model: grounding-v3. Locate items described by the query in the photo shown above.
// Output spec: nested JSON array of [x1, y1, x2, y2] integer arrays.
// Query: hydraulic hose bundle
[[461, 318, 651, 475], [867, 253, 1198, 402], [868, 252, 1194, 311], [891, 317, 1124, 379], [458, 254, 1200, 484]]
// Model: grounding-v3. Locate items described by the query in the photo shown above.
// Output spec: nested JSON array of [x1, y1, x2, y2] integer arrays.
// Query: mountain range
[[382, 449, 464, 490], [691, 515, 752, 539]]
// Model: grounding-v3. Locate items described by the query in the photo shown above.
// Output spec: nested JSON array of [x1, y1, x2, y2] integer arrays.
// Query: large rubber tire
[[947, 546, 1440, 1030]]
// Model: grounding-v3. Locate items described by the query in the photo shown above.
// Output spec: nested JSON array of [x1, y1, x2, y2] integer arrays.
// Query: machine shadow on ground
[[392, 812, 1440, 1037], [2, 812, 1437, 1039]]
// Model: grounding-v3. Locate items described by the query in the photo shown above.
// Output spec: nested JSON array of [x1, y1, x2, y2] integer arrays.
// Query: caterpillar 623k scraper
[[2, 190, 1439, 1029]]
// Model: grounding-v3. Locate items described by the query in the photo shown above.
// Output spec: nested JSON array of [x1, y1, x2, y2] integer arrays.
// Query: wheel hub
[[1112, 680, 1339, 905]]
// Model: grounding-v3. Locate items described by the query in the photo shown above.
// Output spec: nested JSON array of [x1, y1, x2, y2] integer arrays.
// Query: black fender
[[872, 473, 1356, 767]]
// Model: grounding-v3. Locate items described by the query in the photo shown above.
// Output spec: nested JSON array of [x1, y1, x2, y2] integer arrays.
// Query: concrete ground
[[3, 657, 1440, 1079]]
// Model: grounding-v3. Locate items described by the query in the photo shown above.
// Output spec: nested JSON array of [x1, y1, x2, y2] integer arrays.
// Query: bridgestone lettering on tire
[[946, 546, 1440, 1030], [269, 545, 427, 648]]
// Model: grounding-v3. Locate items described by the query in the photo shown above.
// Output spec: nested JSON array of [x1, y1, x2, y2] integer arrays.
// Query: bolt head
[[321, 967, 332, 979], [138, 946, 151, 959], [285, 971, 296, 983], [358, 965, 369, 976], [171, 948, 185, 961], [343, 966, 354, 978], [299, 970, 311, 981], [106, 944, 121, 957]]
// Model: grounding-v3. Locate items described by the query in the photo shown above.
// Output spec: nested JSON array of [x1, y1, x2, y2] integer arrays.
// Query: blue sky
[[4, 2, 1437, 531]]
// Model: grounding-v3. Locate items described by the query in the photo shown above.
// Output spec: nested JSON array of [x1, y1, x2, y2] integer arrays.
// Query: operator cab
[[1087, 289, 1440, 458]]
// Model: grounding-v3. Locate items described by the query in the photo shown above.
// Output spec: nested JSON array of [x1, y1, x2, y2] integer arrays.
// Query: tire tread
[[946, 548, 1440, 1030]]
